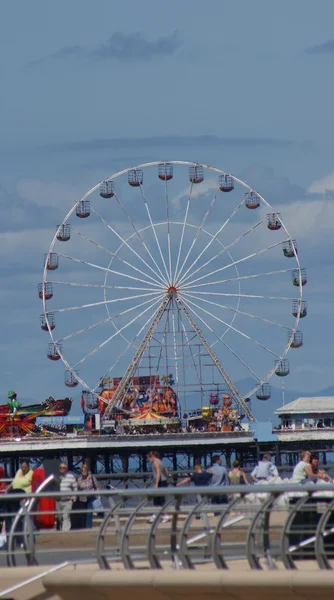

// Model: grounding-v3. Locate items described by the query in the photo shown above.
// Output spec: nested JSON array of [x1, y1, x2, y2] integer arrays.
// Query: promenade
[[1, 483, 334, 599]]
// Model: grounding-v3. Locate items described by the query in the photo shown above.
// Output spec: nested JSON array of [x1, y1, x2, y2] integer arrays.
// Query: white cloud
[[17, 179, 84, 209], [307, 172, 334, 194], [272, 198, 334, 240], [171, 178, 218, 208]]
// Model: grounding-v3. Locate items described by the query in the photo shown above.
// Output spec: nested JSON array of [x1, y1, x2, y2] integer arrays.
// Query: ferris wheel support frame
[[103, 295, 171, 419], [103, 289, 256, 423]]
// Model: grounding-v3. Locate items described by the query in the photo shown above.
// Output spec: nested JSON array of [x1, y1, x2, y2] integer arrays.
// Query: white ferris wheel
[[39, 161, 307, 422]]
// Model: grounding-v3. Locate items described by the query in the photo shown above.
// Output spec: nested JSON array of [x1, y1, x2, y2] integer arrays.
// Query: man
[[207, 455, 228, 505], [251, 454, 279, 482], [147, 451, 169, 524], [56, 462, 77, 531]]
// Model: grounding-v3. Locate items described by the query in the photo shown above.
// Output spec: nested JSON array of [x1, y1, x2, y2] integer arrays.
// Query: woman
[[228, 460, 248, 485], [4, 460, 32, 545], [7, 460, 33, 493], [310, 454, 332, 482], [74, 464, 99, 529]]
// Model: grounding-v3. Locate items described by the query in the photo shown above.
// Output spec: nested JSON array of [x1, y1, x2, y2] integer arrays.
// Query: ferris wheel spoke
[[173, 182, 194, 282], [178, 217, 265, 287], [114, 189, 170, 286], [181, 268, 294, 290], [176, 199, 245, 287], [72, 228, 168, 287], [180, 295, 280, 358], [182, 291, 291, 330], [91, 206, 168, 287], [51, 281, 161, 292], [55, 316, 113, 343], [138, 184, 170, 284], [177, 299, 262, 384], [164, 177, 173, 283], [72, 294, 165, 370], [92, 298, 166, 392], [183, 239, 284, 289], [179, 313, 205, 397], [176, 187, 220, 284], [57, 253, 162, 289], [52, 291, 163, 315], [181, 291, 297, 301], [217, 335, 261, 383]]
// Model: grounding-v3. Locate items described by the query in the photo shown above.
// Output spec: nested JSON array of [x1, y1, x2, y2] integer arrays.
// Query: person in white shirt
[[56, 462, 77, 531], [251, 454, 279, 482]]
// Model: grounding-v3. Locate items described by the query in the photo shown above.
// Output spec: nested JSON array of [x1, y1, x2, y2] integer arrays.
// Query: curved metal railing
[[2, 483, 334, 570]]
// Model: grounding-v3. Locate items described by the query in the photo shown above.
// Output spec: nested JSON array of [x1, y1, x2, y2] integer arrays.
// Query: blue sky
[[1, 0, 334, 412]]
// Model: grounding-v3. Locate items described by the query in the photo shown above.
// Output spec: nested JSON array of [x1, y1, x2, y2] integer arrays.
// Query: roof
[[275, 397, 334, 415]]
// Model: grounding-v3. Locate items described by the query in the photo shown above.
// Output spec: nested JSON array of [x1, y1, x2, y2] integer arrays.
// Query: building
[[274, 397, 334, 441]]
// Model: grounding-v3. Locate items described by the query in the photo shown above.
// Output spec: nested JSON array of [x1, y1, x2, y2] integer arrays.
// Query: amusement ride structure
[[37, 161, 307, 436]]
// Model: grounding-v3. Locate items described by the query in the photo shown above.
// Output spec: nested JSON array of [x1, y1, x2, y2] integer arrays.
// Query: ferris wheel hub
[[167, 285, 178, 297]]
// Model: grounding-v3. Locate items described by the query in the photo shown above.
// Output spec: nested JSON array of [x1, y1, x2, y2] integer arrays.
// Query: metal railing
[[2, 482, 334, 570]]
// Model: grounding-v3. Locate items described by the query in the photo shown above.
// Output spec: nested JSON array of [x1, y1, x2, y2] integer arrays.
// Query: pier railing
[[2, 481, 334, 570]]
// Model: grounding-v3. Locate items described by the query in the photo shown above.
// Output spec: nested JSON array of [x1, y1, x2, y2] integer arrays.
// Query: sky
[[1, 0, 334, 415]]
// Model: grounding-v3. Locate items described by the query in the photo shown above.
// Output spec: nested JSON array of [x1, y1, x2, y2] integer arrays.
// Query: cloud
[[91, 30, 183, 61], [27, 45, 84, 67], [307, 171, 334, 194], [306, 39, 334, 54], [27, 31, 183, 67], [0, 183, 63, 233]]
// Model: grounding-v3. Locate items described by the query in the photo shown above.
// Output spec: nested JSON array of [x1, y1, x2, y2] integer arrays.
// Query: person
[[56, 462, 77, 531], [291, 450, 315, 483], [292, 451, 331, 484], [177, 464, 213, 487], [4, 460, 32, 547], [147, 451, 169, 524], [228, 459, 248, 485], [207, 455, 228, 505], [7, 460, 33, 493], [0, 465, 7, 494], [309, 454, 332, 482], [251, 454, 279, 482], [0, 466, 6, 537], [74, 464, 99, 529]]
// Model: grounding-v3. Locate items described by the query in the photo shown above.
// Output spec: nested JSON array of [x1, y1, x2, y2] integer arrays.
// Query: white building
[[274, 397, 334, 441]]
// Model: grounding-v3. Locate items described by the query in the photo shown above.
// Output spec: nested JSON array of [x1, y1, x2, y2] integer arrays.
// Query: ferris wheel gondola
[[39, 161, 307, 421]]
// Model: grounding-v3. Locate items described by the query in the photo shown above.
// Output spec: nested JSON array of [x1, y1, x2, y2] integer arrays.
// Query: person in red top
[[0, 466, 6, 493]]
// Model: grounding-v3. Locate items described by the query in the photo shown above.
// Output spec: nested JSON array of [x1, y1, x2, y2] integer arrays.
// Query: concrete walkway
[[1, 560, 333, 600]]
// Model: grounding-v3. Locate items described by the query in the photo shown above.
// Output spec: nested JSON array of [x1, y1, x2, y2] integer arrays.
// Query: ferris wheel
[[39, 161, 307, 422]]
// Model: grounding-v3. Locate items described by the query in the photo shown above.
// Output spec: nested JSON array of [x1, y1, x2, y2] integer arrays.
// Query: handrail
[[2, 482, 334, 571]]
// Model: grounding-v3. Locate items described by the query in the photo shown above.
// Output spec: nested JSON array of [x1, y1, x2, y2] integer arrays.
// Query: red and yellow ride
[[0, 393, 72, 438]]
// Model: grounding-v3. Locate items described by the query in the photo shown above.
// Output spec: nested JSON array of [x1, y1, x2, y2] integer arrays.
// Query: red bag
[[31, 468, 56, 529]]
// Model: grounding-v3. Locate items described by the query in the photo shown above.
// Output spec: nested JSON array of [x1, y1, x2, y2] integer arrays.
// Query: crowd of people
[[0, 449, 333, 538], [0, 459, 101, 537]]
